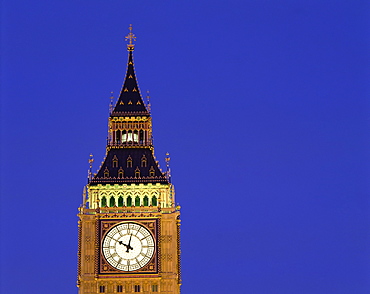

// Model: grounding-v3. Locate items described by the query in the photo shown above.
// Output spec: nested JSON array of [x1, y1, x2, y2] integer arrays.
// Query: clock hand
[[119, 241, 131, 252], [126, 234, 133, 252], [119, 241, 128, 246]]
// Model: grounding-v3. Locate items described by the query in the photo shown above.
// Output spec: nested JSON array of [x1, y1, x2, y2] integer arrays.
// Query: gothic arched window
[[135, 196, 140, 206], [118, 196, 123, 207], [139, 130, 144, 144], [104, 167, 110, 178], [112, 155, 118, 168], [151, 196, 157, 206], [101, 196, 107, 207], [135, 167, 140, 178], [143, 196, 149, 206], [109, 196, 115, 207], [128, 130, 133, 142], [141, 155, 147, 167], [126, 196, 132, 206], [149, 166, 155, 177], [116, 130, 121, 143], [127, 156, 132, 168]]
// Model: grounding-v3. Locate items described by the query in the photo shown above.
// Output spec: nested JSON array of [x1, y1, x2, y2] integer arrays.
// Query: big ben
[[77, 26, 181, 294]]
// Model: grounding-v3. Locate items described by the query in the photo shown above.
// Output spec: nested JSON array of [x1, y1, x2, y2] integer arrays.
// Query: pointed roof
[[90, 148, 168, 185], [111, 28, 149, 117]]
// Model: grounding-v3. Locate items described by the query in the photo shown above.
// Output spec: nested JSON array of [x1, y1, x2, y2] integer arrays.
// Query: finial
[[88, 154, 94, 183], [82, 186, 87, 209], [146, 90, 151, 113], [165, 152, 171, 183], [125, 24, 136, 51], [109, 91, 114, 114]]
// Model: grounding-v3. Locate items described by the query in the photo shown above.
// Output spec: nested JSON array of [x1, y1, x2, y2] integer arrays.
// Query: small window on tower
[[152, 284, 158, 292], [134, 285, 141, 292], [99, 285, 105, 293], [149, 166, 155, 177], [118, 167, 124, 178], [104, 167, 110, 178], [109, 196, 115, 207], [112, 155, 118, 168], [135, 167, 140, 178], [127, 156, 132, 168], [117, 285, 123, 292], [141, 155, 147, 167], [134, 130, 138, 142], [122, 130, 127, 142]]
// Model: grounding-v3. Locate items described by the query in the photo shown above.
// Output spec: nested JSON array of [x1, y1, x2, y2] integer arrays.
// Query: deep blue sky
[[1, 1, 369, 293]]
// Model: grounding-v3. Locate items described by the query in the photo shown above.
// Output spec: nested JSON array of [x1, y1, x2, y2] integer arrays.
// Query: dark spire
[[111, 25, 149, 117], [90, 26, 169, 186]]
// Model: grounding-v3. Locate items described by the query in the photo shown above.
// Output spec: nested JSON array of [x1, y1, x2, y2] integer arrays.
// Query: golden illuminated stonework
[[77, 26, 181, 294]]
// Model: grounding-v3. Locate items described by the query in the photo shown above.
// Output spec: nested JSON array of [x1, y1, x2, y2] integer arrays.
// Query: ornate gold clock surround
[[98, 218, 159, 275]]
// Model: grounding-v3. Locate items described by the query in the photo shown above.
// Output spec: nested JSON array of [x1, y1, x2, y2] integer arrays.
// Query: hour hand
[[119, 241, 128, 246]]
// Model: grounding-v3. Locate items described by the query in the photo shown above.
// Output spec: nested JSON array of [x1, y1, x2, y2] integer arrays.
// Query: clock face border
[[98, 219, 158, 275]]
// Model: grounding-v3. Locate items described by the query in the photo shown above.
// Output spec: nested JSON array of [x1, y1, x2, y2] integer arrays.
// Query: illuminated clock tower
[[77, 26, 181, 294]]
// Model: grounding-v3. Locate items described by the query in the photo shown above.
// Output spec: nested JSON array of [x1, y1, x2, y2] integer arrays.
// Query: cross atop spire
[[125, 24, 136, 51]]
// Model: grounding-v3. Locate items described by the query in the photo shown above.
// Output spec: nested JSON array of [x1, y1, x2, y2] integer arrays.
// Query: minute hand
[[126, 234, 133, 252]]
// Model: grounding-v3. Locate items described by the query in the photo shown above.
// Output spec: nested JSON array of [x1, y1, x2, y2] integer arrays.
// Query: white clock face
[[102, 222, 155, 271]]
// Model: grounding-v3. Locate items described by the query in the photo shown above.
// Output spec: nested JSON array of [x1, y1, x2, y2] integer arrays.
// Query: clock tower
[[77, 26, 181, 294]]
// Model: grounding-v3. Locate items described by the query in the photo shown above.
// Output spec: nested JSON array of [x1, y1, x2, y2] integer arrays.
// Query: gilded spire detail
[[125, 24, 136, 51], [88, 154, 94, 183], [109, 91, 114, 114]]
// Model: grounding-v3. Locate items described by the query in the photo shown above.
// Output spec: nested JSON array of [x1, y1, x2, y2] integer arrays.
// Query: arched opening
[[118, 196, 124, 207], [151, 196, 157, 206], [141, 155, 147, 167], [133, 130, 138, 143], [135, 196, 140, 206], [112, 155, 118, 168], [104, 167, 110, 178], [109, 196, 115, 207], [139, 130, 144, 144], [118, 168, 124, 178], [126, 196, 132, 206], [116, 130, 121, 143], [135, 168, 140, 178], [127, 156, 132, 168], [127, 130, 133, 142], [143, 196, 149, 206], [101, 196, 107, 207], [149, 166, 155, 177], [122, 130, 127, 142]]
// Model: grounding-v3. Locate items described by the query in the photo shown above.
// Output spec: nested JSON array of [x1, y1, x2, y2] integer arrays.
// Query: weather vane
[[125, 24, 136, 51]]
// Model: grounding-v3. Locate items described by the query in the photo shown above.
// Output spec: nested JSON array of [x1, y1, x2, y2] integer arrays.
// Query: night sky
[[1, 1, 369, 293]]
